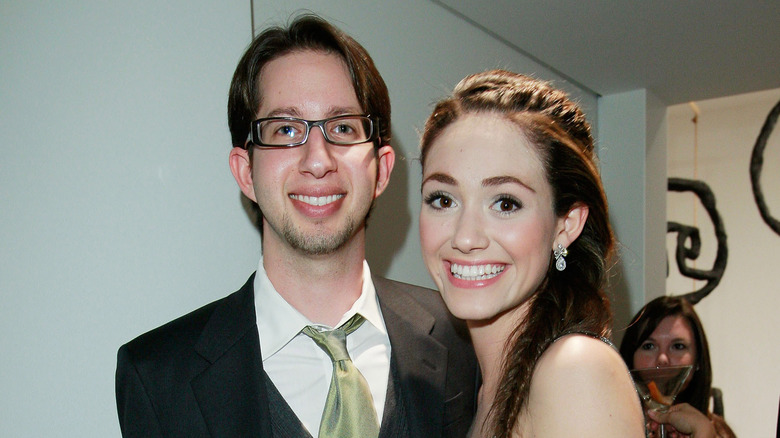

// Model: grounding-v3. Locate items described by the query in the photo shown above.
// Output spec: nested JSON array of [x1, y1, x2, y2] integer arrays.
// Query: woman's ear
[[229, 147, 258, 203], [554, 202, 589, 249]]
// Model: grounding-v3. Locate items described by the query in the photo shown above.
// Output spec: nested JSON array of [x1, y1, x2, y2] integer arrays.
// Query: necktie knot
[[303, 314, 364, 363]]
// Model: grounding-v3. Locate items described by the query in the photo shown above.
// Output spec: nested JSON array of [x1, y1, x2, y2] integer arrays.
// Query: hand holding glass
[[629, 365, 693, 438]]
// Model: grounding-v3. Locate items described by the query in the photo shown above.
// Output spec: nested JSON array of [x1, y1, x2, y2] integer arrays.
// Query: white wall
[[598, 89, 669, 341], [666, 88, 780, 437], [1, 1, 254, 436], [1, 1, 602, 436]]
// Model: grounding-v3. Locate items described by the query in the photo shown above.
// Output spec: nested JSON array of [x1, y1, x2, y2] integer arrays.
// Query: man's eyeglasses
[[247, 115, 379, 148]]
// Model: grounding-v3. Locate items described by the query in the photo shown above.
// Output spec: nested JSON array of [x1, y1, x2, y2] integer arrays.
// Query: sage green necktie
[[302, 314, 380, 438]]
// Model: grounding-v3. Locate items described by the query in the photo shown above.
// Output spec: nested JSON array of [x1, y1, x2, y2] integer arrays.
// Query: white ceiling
[[434, 0, 780, 105]]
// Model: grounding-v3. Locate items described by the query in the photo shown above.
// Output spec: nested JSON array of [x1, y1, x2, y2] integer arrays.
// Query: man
[[115, 14, 477, 438]]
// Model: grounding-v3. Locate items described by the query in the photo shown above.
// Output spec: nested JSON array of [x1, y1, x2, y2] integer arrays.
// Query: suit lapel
[[190, 275, 272, 437], [374, 276, 447, 438]]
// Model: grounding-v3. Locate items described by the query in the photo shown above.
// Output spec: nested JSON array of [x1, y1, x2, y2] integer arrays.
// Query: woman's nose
[[451, 208, 489, 253], [656, 352, 670, 367]]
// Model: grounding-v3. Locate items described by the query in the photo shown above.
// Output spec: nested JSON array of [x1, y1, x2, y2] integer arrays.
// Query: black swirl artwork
[[667, 178, 728, 304], [749, 99, 780, 236]]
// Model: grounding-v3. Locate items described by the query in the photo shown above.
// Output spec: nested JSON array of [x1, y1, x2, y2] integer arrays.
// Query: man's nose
[[299, 127, 337, 178]]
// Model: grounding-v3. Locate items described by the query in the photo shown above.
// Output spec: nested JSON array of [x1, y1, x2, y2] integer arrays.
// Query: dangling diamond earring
[[554, 243, 568, 271]]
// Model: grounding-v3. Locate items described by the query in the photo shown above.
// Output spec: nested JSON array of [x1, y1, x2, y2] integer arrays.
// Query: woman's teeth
[[450, 263, 505, 280]]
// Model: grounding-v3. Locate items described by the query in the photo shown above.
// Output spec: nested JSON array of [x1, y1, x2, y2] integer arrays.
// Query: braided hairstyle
[[421, 70, 615, 437]]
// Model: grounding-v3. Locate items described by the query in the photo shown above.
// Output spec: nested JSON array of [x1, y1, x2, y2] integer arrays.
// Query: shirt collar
[[254, 257, 386, 361]]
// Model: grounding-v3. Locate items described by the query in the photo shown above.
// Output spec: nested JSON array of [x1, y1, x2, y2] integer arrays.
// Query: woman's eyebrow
[[482, 175, 535, 193], [422, 172, 457, 186]]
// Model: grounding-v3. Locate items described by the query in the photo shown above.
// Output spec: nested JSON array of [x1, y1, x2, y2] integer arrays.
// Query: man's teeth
[[290, 194, 344, 206], [450, 263, 505, 280]]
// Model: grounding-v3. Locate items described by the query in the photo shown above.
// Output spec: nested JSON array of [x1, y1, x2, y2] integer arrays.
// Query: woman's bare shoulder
[[520, 333, 645, 438]]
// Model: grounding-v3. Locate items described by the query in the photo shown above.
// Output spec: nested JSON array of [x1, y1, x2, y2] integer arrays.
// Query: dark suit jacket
[[116, 274, 477, 437]]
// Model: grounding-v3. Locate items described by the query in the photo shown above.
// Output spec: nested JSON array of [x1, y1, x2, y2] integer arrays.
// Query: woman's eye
[[491, 196, 521, 214], [639, 342, 655, 351], [672, 342, 688, 351], [424, 192, 455, 209]]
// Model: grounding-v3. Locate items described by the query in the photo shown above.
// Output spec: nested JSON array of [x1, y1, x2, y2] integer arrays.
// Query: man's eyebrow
[[262, 106, 362, 119], [263, 107, 300, 118], [482, 175, 535, 193], [422, 172, 457, 186], [325, 106, 363, 117]]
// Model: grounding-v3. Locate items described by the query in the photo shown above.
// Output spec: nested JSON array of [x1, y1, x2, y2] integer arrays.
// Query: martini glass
[[629, 365, 693, 438]]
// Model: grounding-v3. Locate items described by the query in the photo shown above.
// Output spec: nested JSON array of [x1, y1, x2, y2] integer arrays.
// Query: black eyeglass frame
[[246, 114, 380, 148]]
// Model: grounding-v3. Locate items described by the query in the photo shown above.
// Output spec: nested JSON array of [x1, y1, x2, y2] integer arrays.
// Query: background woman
[[419, 70, 644, 437], [620, 296, 736, 437]]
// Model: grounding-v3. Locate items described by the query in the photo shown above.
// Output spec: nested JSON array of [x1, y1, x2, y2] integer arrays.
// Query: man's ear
[[229, 147, 257, 203], [374, 145, 395, 198], [554, 202, 589, 249]]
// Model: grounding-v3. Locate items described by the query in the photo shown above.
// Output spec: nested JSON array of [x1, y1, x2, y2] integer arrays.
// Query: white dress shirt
[[254, 258, 391, 438]]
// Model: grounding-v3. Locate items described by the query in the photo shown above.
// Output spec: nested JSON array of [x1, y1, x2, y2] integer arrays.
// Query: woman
[[620, 296, 736, 437], [419, 69, 644, 438]]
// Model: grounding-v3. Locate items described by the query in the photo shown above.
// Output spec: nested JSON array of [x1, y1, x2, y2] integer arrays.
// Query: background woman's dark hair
[[421, 70, 615, 437], [227, 13, 391, 149], [619, 295, 713, 413]]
